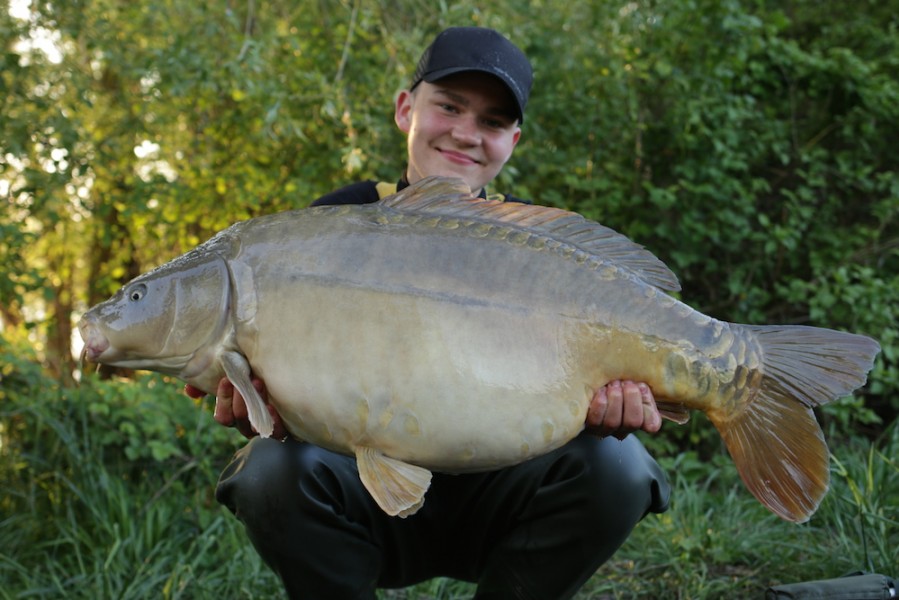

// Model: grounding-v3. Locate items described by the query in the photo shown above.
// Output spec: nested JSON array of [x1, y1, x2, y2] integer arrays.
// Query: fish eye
[[128, 283, 147, 302]]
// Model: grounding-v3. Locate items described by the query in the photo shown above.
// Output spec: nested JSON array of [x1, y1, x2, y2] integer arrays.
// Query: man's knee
[[561, 434, 670, 518], [215, 438, 347, 518]]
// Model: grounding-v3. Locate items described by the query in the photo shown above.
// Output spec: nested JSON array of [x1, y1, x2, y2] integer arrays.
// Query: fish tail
[[708, 325, 879, 523]]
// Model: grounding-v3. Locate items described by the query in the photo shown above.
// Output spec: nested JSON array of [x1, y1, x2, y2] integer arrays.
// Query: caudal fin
[[709, 325, 879, 523]]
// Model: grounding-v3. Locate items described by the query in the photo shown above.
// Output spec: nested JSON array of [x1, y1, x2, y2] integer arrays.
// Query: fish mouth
[[78, 317, 110, 362]]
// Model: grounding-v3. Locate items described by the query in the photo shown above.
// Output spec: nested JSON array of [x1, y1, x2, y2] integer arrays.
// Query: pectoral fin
[[656, 401, 691, 425], [221, 351, 273, 438], [355, 446, 432, 518]]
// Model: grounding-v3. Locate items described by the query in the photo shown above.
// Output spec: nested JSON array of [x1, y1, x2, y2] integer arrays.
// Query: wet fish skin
[[78, 177, 880, 522]]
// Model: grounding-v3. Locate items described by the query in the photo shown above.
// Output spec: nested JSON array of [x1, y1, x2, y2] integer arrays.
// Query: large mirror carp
[[79, 177, 879, 522]]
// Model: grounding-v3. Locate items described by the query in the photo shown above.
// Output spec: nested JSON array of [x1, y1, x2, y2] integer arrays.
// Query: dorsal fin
[[380, 176, 681, 292]]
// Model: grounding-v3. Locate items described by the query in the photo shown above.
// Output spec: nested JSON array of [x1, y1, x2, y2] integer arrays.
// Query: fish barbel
[[78, 177, 880, 521]]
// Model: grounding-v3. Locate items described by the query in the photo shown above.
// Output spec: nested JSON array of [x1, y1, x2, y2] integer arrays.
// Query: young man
[[196, 27, 670, 599]]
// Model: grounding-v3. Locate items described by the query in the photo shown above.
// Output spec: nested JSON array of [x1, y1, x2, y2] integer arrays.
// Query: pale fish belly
[[246, 283, 592, 473]]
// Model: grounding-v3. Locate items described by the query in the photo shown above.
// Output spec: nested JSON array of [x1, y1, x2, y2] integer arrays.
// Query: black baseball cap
[[411, 27, 533, 123]]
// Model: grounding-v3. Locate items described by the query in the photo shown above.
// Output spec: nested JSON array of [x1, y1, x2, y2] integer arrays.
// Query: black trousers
[[216, 433, 670, 600]]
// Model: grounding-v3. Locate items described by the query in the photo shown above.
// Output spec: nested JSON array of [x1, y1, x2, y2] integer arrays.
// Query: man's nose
[[451, 117, 480, 145]]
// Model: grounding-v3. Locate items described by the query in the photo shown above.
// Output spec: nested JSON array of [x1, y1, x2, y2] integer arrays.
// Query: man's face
[[394, 72, 522, 195]]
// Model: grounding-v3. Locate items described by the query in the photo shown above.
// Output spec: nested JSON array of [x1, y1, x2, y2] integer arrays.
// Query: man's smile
[[438, 148, 481, 166]]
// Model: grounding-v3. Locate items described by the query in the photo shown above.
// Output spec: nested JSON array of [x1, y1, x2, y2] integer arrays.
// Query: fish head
[[78, 252, 232, 376]]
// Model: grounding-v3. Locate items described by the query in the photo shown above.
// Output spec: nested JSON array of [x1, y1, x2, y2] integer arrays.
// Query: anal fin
[[356, 446, 432, 518]]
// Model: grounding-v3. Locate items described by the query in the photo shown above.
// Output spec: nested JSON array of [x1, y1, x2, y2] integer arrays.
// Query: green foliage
[[0, 336, 284, 598], [381, 579, 476, 600], [827, 432, 899, 575]]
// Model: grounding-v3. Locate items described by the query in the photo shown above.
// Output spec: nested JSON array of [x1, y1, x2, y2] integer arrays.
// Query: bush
[[0, 337, 284, 599]]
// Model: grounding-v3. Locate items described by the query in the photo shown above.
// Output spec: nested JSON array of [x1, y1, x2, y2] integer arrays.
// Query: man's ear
[[395, 90, 413, 133]]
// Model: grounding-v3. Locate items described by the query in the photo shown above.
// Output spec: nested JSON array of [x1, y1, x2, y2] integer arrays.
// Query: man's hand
[[184, 379, 288, 440], [586, 380, 661, 439]]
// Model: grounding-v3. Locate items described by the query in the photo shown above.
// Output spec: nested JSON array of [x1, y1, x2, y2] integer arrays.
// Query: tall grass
[[0, 362, 285, 599], [1, 351, 896, 598]]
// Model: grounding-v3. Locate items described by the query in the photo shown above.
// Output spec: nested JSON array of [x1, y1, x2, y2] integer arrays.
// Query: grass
[[576, 423, 899, 599], [1, 370, 896, 599]]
